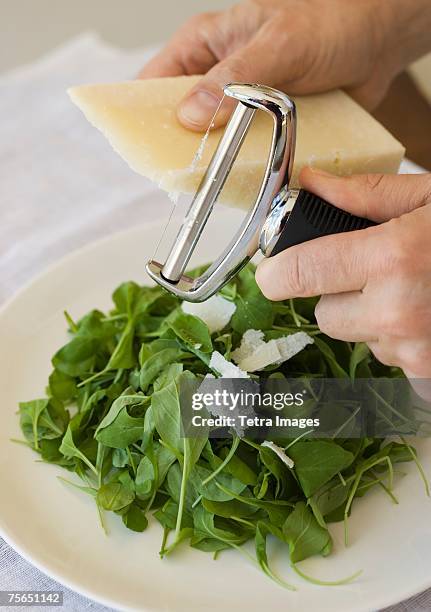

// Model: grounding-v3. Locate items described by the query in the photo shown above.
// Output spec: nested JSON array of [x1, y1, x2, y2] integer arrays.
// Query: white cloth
[[0, 32, 428, 612], [0, 32, 172, 305]]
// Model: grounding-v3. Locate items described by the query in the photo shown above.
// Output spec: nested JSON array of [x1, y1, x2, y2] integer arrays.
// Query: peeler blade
[[146, 83, 296, 302], [160, 101, 256, 283]]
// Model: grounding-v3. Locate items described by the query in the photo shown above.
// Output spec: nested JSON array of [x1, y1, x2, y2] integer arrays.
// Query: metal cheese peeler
[[146, 83, 374, 302]]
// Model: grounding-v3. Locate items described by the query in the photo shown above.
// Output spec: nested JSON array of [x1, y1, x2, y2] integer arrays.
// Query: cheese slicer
[[146, 83, 375, 302]]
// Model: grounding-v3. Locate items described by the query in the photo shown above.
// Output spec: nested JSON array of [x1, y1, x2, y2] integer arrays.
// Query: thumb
[[177, 38, 287, 131], [300, 168, 431, 222]]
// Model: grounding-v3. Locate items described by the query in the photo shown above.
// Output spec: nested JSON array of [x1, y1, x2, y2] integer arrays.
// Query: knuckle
[[354, 174, 390, 218], [184, 12, 214, 29], [383, 218, 417, 277], [282, 251, 307, 297], [379, 286, 431, 338], [380, 303, 410, 337], [415, 174, 431, 208], [423, 185, 431, 207], [363, 173, 386, 193], [222, 54, 251, 81], [262, 11, 310, 56], [409, 304, 431, 336]]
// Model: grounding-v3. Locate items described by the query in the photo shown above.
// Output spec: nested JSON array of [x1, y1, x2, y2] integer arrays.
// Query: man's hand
[[139, 0, 431, 131], [255, 169, 431, 377]]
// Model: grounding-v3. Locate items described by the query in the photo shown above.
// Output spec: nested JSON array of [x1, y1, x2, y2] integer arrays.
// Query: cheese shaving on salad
[[261, 441, 295, 469], [182, 295, 236, 334], [209, 351, 249, 378], [232, 330, 314, 372]]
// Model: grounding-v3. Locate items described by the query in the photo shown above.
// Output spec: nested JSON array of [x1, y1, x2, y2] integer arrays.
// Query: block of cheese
[[69, 76, 405, 209]]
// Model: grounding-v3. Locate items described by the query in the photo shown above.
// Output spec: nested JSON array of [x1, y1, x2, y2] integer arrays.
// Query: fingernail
[[178, 90, 221, 128]]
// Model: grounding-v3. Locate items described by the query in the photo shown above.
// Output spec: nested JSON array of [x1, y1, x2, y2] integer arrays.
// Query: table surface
[[0, 32, 429, 612]]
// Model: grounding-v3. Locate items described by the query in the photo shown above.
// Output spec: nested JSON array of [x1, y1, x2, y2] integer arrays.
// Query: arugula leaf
[[135, 444, 176, 499], [153, 363, 183, 391], [95, 409, 146, 449], [48, 370, 76, 402], [201, 497, 259, 519], [122, 503, 148, 532], [255, 521, 296, 589], [52, 337, 99, 377], [95, 394, 148, 448], [59, 425, 97, 475], [151, 376, 207, 543], [106, 321, 136, 370], [230, 267, 274, 334], [189, 464, 247, 501], [231, 295, 273, 335], [19, 399, 53, 450], [283, 502, 332, 562], [312, 337, 349, 378], [112, 281, 144, 315], [350, 342, 371, 379], [151, 380, 184, 453], [168, 312, 212, 353], [193, 505, 252, 548], [289, 441, 354, 497], [97, 481, 135, 512], [154, 498, 193, 531], [140, 348, 187, 392], [310, 477, 351, 522]]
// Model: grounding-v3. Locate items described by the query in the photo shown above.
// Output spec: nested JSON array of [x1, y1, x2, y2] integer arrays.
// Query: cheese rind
[[69, 76, 405, 209]]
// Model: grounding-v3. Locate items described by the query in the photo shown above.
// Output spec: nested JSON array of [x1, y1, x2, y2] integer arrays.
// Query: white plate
[[1, 209, 431, 612]]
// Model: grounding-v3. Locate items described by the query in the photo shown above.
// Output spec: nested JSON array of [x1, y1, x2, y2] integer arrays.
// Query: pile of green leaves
[[18, 264, 425, 587]]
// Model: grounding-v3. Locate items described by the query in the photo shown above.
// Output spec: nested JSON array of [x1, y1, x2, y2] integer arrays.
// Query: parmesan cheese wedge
[[69, 76, 405, 210]]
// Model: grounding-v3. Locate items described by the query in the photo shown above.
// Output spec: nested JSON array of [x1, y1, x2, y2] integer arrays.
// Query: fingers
[[307, 284, 431, 381], [255, 223, 381, 301], [177, 35, 289, 131], [344, 70, 393, 111], [138, 13, 219, 80], [368, 338, 431, 378], [300, 168, 431, 222], [314, 293, 377, 342], [138, 48, 190, 79], [316, 294, 431, 378], [175, 10, 309, 132], [256, 170, 431, 301]]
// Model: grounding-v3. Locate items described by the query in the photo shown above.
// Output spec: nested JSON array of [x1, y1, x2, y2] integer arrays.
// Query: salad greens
[[18, 264, 425, 587]]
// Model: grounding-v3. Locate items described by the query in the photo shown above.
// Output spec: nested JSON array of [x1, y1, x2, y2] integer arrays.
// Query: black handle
[[270, 189, 376, 257]]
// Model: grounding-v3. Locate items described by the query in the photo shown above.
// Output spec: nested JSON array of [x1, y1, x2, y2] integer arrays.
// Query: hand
[[255, 169, 431, 378], [139, 0, 431, 131]]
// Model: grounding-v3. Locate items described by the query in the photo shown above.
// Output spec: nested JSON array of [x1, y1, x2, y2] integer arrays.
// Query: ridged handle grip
[[270, 189, 376, 257]]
